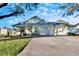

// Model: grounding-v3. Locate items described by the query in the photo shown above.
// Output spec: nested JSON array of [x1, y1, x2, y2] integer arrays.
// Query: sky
[[0, 3, 79, 28]]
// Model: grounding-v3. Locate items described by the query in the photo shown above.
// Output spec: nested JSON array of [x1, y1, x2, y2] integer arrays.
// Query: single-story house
[[13, 16, 69, 36]]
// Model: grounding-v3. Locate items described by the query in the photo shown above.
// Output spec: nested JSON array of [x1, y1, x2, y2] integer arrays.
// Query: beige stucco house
[[13, 16, 69, 36]]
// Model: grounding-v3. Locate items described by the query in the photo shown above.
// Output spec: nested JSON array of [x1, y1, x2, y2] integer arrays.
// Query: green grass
[[0, 39, 30, 56]]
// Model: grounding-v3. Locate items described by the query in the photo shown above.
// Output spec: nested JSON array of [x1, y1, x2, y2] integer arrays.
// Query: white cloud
[[34, 10, 40, 15], [69, 17, 79, 25], [50, 10, 56, 13], [9, 18, 19, 25], [56, 10, 61, 13], [44, 8, 49, 12]]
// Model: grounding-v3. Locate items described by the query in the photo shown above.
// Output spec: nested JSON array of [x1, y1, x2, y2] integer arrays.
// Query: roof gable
[[25, 16, 46, 23]]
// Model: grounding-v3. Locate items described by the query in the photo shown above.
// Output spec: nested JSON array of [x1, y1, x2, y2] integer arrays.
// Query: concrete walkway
[[18, 36, 79, 56]]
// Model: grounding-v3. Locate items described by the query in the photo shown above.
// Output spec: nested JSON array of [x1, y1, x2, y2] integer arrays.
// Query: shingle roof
[[12, 16, 65, 27], [25, 16, 46, 23], [13, 16, 46, 26], [13, 22, 64, 27], [30, 22, 64, 26]]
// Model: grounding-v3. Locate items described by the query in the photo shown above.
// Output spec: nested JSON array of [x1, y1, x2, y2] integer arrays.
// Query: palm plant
[[59, 3, 79, 18]]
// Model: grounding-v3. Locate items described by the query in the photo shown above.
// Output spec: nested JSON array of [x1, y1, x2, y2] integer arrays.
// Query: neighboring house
[[0, 28, 20, 36], [0, 28, 8, 36], [13, 16, 69, 36], [69, 23, 79, 35], [0, 28, 12, 36]]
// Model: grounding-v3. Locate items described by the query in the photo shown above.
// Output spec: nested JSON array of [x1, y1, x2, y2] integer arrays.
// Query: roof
[[13, 16, 46, 26], [24, 16, 46, 23], [29, 22, 64, 27], [12, 16, 66, 27], [13, 22, 65, 27]]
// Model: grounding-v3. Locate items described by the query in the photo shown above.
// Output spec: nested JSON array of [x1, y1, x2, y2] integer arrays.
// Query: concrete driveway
[[18, 36, 79, 56]]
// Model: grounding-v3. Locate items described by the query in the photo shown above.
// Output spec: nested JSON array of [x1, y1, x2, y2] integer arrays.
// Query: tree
[[59, 3, 79, 18], [0, 3, 38, 36], [20, 28, 25, 36], [0, 3, 78, 19], [57, 19, 66, 24], [0, 3, 8, 8], [0, 3, 38, 19], [57, 19, 70, 26]]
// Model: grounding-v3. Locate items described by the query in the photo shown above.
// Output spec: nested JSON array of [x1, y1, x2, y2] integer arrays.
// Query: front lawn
[[0, 39, 30, 56]]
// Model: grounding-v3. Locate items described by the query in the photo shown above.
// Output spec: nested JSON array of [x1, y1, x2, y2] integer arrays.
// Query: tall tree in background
[[57, 19, 70, 26], [57, 19, 66, 23]]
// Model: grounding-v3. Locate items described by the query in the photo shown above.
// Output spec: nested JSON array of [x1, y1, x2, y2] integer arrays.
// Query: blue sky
[[0, 3, 79, 28]]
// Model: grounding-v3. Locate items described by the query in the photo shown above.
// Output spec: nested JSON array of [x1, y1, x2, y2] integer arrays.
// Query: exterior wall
[[23, 26, 69, 36], [10, 30, 20, 36], [53, 26, 68, 35], [57, 26, 68, 35], [13, 25, 69, 36], [25, 29, 31, 35]]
